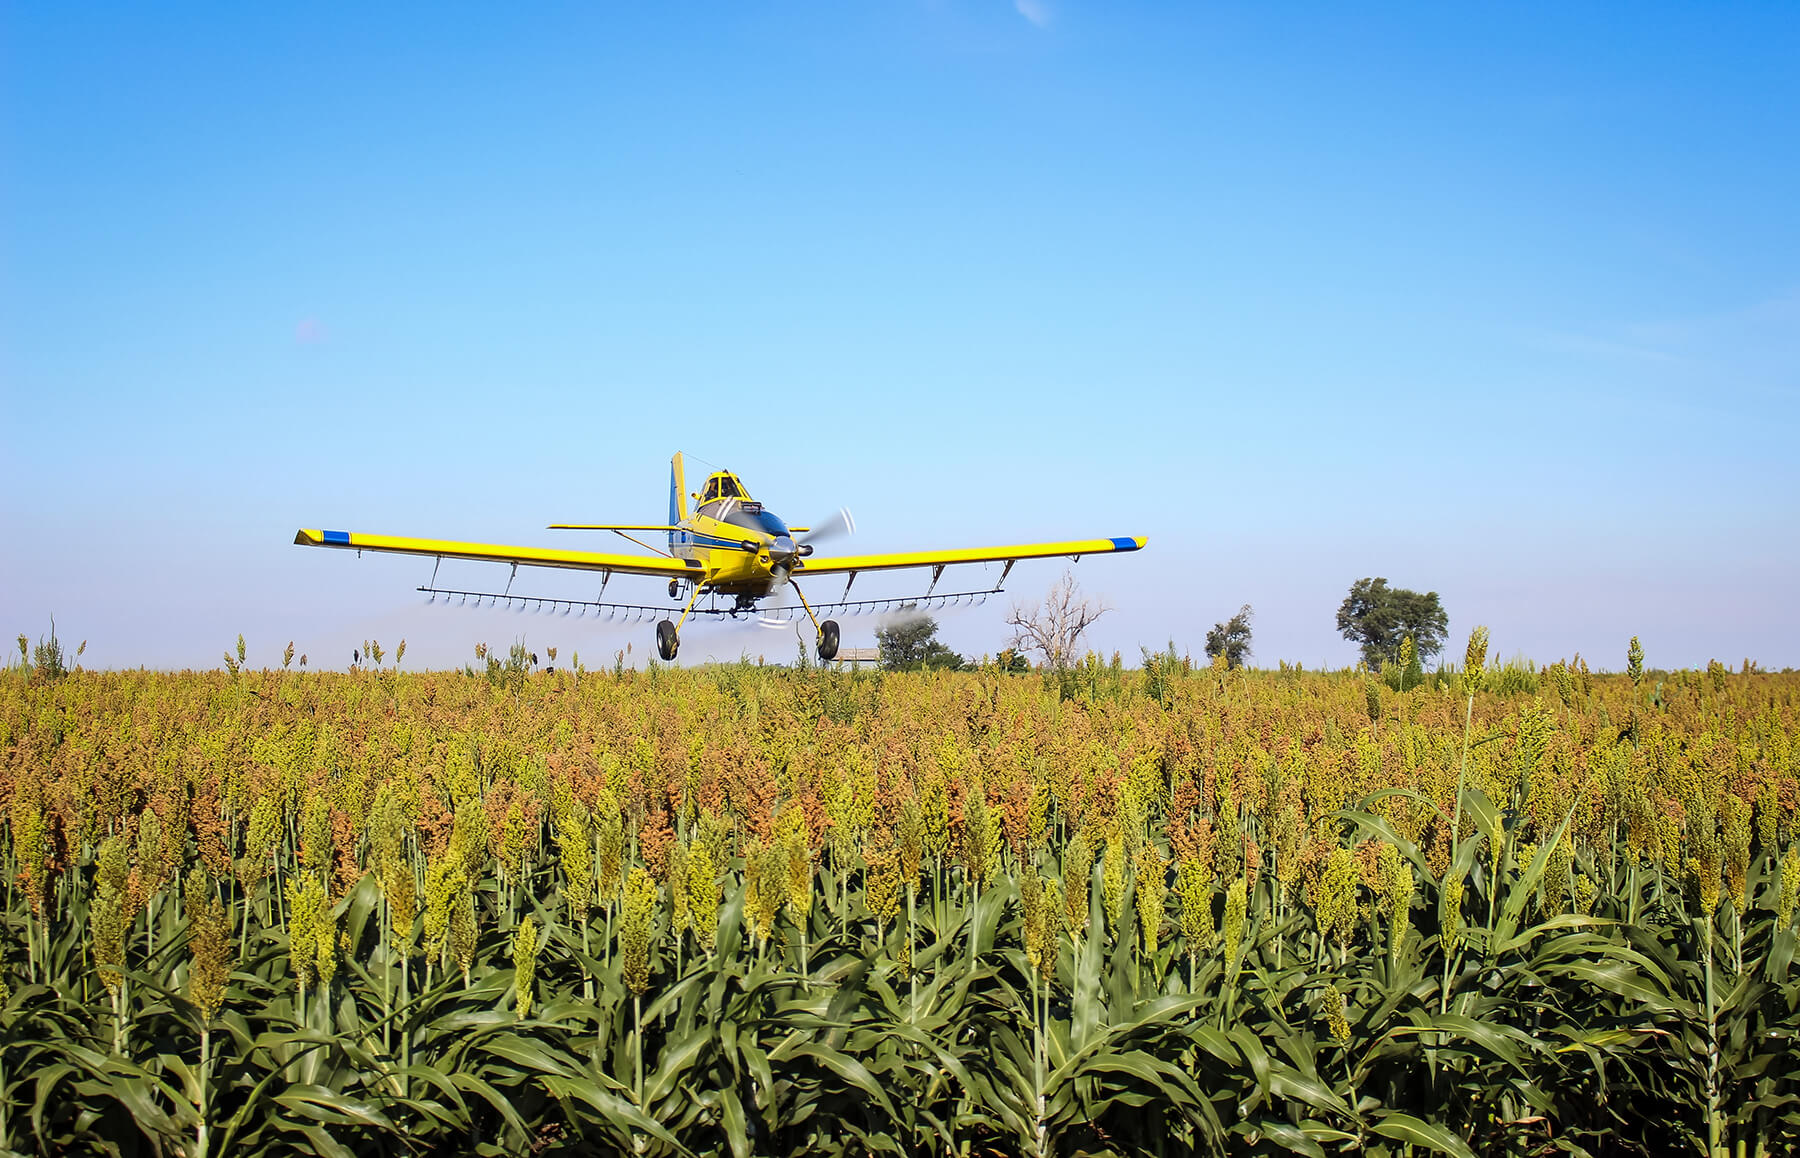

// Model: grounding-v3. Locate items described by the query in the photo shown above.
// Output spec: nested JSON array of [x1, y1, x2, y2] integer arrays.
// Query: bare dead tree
[[1005, 571, 1109, 671]]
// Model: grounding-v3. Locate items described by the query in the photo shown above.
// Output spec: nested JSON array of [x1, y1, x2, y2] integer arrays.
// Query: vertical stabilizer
[[669, 452, 688, 529]]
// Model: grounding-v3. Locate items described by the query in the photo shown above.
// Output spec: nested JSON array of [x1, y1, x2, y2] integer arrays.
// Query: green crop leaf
[[1370, 1111, 1478, 1158]]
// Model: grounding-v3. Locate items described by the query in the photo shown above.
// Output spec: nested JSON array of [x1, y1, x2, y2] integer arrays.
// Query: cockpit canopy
[[695, 471, 790, 539], [698, 472, 748, 503]]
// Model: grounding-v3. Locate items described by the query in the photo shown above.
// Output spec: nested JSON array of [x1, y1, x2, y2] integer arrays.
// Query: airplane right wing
[[796, 536, 1145, 577], [293, 529, 700, 577]]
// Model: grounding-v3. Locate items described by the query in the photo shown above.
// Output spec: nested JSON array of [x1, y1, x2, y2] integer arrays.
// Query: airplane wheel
[[656, 620, 679, 662], [816, 619, 840, 662], [668, 579, 681, 600]]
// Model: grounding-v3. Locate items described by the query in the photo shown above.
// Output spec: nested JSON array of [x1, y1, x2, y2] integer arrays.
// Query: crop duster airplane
[[295, 453, 1145, 662]]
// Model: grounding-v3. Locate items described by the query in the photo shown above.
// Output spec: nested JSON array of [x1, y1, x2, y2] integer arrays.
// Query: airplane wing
[[293, 529, 699, 577], [797, 536, 1145, 577]]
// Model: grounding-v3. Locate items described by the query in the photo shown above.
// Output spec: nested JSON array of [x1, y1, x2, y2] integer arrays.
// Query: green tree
[[1336, 577, 1448, 669], [1204, 604, 1253, 669], [875, 616, 965, 672]]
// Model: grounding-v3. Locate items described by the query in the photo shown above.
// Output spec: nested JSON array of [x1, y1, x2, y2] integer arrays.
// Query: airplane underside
[[415, 578, 1008, 661]]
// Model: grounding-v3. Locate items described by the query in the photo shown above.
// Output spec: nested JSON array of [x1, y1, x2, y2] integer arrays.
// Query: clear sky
[[3, 3, 1796, 673]]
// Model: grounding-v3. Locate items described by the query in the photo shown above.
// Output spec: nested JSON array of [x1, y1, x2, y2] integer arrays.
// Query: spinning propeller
[[759, 506, 855, 627]]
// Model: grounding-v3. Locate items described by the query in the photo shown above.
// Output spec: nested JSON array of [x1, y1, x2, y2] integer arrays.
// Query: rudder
[[668, 453, 688, 547]]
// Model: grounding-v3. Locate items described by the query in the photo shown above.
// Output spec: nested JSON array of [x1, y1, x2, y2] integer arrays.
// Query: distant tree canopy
[[993, 647, 1031, 674], [1336, 578, 1448, 669], [875, 616, 966, 672], [1204, 604, 1254, 669], [1006, 572, 1109, 672]]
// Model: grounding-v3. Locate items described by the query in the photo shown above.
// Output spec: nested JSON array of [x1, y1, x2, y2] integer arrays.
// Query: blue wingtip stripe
[[324, 530, 350, 545], [1109, 536, 1140, 551]]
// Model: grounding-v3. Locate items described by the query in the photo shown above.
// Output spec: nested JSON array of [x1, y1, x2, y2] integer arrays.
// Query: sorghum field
[[2, 638, 1797, 1157]]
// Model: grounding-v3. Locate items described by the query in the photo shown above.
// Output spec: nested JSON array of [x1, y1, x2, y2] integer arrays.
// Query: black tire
[[656, 620, 679, 662], [816, 619, 840, 662], [668, 579, 681, 600]]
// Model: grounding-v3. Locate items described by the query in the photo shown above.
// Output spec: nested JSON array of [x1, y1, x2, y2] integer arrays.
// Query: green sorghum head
[[513, 916, 540, 1019]]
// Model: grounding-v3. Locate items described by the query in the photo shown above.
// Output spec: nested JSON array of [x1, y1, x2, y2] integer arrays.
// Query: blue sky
[[3, 3, 1796, 672]]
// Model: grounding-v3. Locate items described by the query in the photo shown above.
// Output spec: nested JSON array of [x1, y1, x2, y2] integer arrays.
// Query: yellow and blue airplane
[[295, 453, 1144, 661]]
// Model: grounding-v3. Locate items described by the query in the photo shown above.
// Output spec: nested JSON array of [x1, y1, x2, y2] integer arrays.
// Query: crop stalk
[[1445, 682, 1474, 1011], [907, 885, 917, 1015], [582, 921, 594, 1003], [1275, 880, 1284, 971], [1704, 913, 1721, 1158], [400, 944, 411, 1094], [381, 893, 391, 1058], [633, 991, 644, 1106], [197, 1026, 211, 1158], [1032, 962, 1046, 1158], [969, 877, 981, 970], [837, 849, 848, 932], [935, 856, 944, 935]]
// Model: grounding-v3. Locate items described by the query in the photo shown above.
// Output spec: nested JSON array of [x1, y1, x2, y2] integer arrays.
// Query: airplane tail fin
[[669, 453, 688, 545]]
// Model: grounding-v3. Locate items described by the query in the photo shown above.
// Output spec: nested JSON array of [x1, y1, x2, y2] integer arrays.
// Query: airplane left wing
[[797, 536, 1145, 577], [293, 529, 698, 577]]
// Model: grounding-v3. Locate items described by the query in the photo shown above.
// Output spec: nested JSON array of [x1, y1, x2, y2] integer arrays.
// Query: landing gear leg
[[657, 580, 710, 662], [788, 582, 840, 662]]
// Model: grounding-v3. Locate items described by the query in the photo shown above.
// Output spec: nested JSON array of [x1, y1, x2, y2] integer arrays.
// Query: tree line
[[872, 574, 1449, 676]]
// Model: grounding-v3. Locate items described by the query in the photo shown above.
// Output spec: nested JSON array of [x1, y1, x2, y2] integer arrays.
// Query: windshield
[[700, 473, 747, 502]]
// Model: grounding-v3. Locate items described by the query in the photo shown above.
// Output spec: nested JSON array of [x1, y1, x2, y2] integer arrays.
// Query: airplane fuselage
[[667, 506, 800, 597]]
